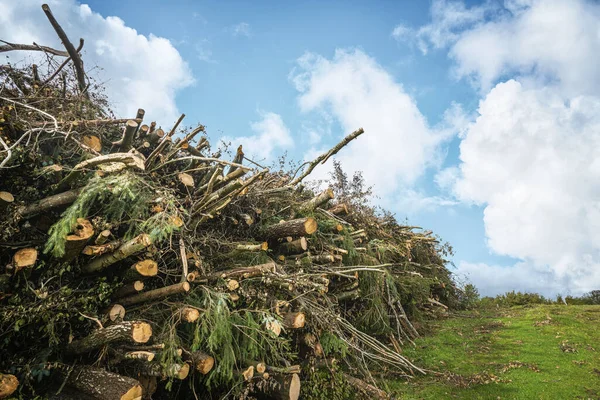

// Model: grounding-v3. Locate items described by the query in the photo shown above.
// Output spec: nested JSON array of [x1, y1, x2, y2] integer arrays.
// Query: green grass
[[387, 305, 600, 399]]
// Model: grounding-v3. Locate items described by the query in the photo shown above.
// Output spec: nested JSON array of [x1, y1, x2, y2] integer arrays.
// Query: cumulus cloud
[[222, 112, 293, 161], [406, 0, 600, 295], [289, 49, 452, 198], [0, 0, 193, 124]]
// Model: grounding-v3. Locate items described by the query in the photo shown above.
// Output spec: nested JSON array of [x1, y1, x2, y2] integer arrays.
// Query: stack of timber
[[0, 4, 458, 400]]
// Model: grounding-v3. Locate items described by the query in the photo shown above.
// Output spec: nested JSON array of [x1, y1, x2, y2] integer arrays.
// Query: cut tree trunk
[[82, 234, 152, 274], [299, 188, 334, 212], [118, 282, 190, 307], [19, 188, 81, 218], [259, 373, 301, 400], [95, 230, 112, 245], [236, 242, 268, 252], [66, 321, 152, 355], [278, 237, 307, 255], [124, 351, 155, 362], [0, 373, 18, 399], [328, 203, 349, 215], [178, 172, 195, 189], [60, 365, 143, 400], [82, 240, 122, 256], [177, 307, 200, 323], [112, 281, 144, 299], [82, 135, 102, 152], [105, 304, 126, 322], [62, 218, 94, 261], [137, 362, 190, 380], [283, 312, 305, 329], [12, 248, 37, 273], [263, 218, 317, 240], [0, 192, 14, 211], [182, 350, 214, 374], [122, 259, 158, 282], [118, 120, 139, 152], [208, 261, 277, 280]]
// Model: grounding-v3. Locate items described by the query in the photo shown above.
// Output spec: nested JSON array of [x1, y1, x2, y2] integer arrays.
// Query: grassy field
[[388, 305, 600, 399]]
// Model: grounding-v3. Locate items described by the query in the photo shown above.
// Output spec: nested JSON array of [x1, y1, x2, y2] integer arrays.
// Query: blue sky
[[3, 0, 600, 296]]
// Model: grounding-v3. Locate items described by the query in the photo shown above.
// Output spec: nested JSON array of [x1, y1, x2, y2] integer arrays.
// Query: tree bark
[[0, 42, 68, 57], [66, 321, 152, 355], [19, 188, 81, 218], [59, 365, 143, 400], [278, 237, 307, 255], [263, 218, 317, 240], [114, 120, 138, 152], [258, 373, 301, 400], [41, 4, 87, 95], [299, 188, 334, 212], [236, 242, 268, 252], [136, 362, 190, 380], [112, 281, 144, 299], [118, 282, 190, 307], [208, 262, 277, 280], [59, 153, 145, 189], [82, 234, 152, 274]]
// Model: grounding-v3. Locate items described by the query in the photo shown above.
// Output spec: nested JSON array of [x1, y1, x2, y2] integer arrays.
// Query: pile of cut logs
[[0, 4, 456, 400]]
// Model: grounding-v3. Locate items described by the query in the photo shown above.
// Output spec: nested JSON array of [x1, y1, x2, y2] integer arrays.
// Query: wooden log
[[82, 234, 152, 274], [42, 3, 87, 95], [309, 254, 337, 264], [122, 259, 158, 282], [112, 281, 144, 299], [241, 366, 254, 382], [265, 319, 282, 337], [178, 172, 195, 189], [278, 237, 307, 255], [62, 218, 94, 261], [94, 229, 112, 245], [0, 373, 18, 399], [182, 350, 214, 374], [228, 145, 244, 175], [209, 261, 277, 280], [82, 135, 102, 152], [106, 304, 126, 322], [263, 218, 317, 240], [343, 373, 388, 399], [124, 351, 155, 362], [18, 188, 81, 218], [60, 365, 143, 400], [137, 124, 149, 139], [299, 188, 334, 212], [0, 192, 14, 211], [12, 248, 37, 273], [328, 203, 349, 215], [138, 362, 189, 380], [146, 128, 164, 146], [256, 363, 267, 374], [67, 321, 152, 355], [260, 373, 301, 400], [226, 279, 240, 291], [117, 120, 139, 152], [118, 282, 190, 307], [82, 240, 122, 256], [283, 312, 305, 329], [59, 153, 145, 189], [238, 213, 254, 226], [235, 242, 268, 252], [177, 307, 200, 323]]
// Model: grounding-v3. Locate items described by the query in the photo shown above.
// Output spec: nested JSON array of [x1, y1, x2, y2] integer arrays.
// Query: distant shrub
[[564, 290, 600, 305], [457, 283, 480, 310], [494, 291, 551, 307]]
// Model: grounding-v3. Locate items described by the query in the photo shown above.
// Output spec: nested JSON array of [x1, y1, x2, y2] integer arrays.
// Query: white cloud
[[231, 22, 251, 38], [392, 0, 493, 54], [290, 49, 452, 197], [405, 0, 600, 295], [454, 261, 580, 297], [0, 0, 194, 125], [222, 112, 293, 162], [453, 80, 600, 295]]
